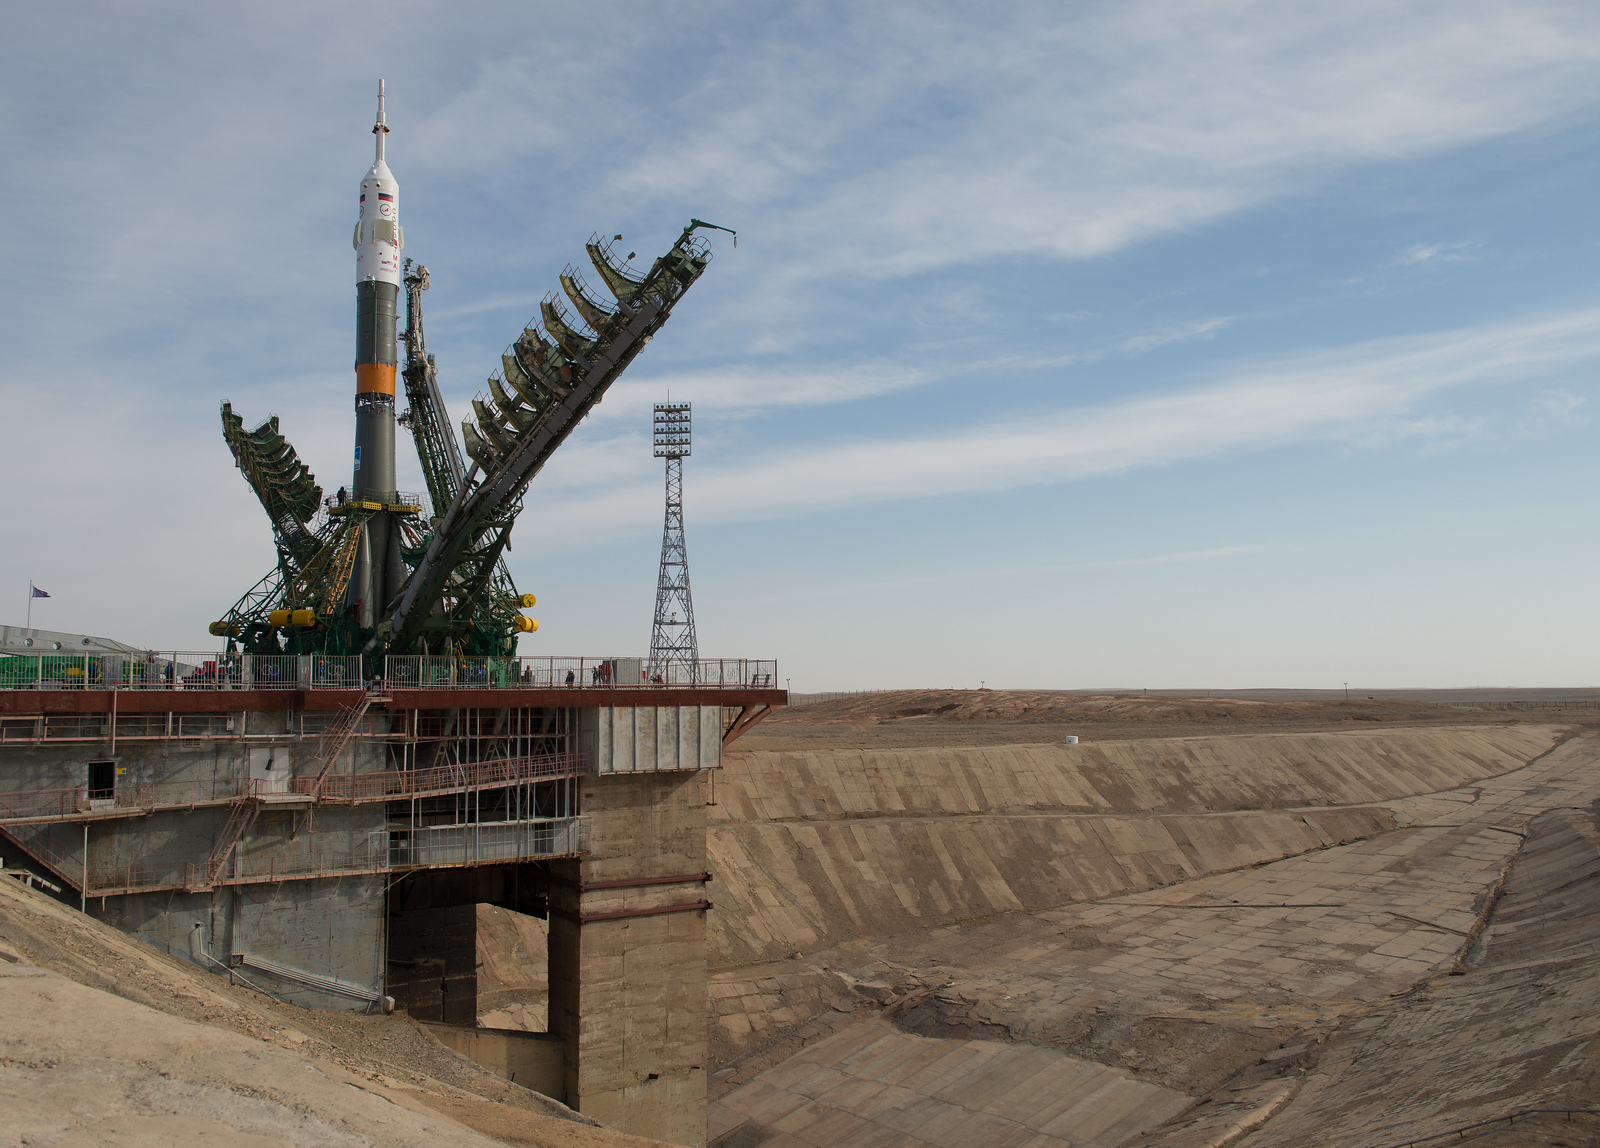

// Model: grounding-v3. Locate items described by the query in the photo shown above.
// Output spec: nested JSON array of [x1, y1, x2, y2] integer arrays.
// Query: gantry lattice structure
[[648, 403, 698, 678], [215, 222, 727, 658]]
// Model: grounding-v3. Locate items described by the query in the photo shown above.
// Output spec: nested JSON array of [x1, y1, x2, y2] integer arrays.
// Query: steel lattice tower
[[648, 403, 698, 678]]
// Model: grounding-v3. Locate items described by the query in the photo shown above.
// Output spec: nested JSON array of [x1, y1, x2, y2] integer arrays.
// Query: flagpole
[[27, 581, 32, 630]]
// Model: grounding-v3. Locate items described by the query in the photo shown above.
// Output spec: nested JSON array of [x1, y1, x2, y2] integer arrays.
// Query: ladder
[[307, 689, 387, 798], [190, 796, 260, 890]]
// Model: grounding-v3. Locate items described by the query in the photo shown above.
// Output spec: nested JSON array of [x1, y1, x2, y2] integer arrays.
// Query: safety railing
[[389, 816, 581, 868], [383, 656, 778, 689], [223, 844, 390, 886], [1, 652, 777, 693], [0, 652, 367, 691], [72, 815, 582, 895], [331, 489, 425, 511], [0, 713, 308, 744], [307, 751, 591, 803], [83, 860, 189, 897], [82, 846, 389, 896], [0, 777, 247, 824]]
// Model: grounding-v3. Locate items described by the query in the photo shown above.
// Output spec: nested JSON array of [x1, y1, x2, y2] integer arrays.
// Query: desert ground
[[3, 690, 1597, 1147]]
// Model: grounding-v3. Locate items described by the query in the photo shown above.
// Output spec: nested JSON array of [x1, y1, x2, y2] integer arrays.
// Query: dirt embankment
[[743, 689, 1574, 751], [0, 873, 673, 1148]]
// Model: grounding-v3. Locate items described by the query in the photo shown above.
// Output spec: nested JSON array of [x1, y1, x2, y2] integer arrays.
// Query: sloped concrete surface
[[708, 725, 1600, 1146], [708, 727, 1556, 968], [710, 1020, 1191, 1148], [707, 726, 1563, 1070], [1125, 737, 1600, 1146]]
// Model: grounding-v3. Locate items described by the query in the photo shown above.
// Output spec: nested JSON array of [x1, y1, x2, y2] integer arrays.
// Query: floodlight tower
[[648, 403, 698, 679]]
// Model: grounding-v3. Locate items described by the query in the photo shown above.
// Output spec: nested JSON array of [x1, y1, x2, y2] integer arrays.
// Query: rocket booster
[[352, 79, 400, 499], [347, 81, 405, 627]]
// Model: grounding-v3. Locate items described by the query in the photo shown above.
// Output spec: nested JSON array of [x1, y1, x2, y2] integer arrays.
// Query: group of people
[[490, 662, 772, 687]]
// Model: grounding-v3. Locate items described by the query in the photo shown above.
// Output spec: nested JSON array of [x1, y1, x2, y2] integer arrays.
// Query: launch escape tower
[[212, 84, 730, 664], [648, 403, 699, 680]]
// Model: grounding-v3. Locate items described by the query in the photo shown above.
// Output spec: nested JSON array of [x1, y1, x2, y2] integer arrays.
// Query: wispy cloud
[[607, 1, 1600, 284], [521, 305, 1600, 542], [1394, 241, 1477, 265], [958, 317, 1239, 376], [595, 364, 931, 419]]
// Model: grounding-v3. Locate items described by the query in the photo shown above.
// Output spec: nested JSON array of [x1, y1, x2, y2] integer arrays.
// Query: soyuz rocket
[[347, 81, 406, 627]]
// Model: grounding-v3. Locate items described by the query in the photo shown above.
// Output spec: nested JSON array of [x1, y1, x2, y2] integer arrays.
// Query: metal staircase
[[189, 795, 260, 890], [307, 689, 387, 798]]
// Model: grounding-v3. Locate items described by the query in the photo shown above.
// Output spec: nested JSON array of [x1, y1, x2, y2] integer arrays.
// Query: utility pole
[[648, 403, 698, 681]]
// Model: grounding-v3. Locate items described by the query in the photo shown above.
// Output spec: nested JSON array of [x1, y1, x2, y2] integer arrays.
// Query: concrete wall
[[95, 876, 389, 1012], [389, 903, 477, 1024], [229, 877, 387, 1009], [0, 723, 391, 808], [583, 706, 721, 774], [550, 769, 709, 1147], [423, 1023, 565, 1100], [0, 719, 393, 1011]]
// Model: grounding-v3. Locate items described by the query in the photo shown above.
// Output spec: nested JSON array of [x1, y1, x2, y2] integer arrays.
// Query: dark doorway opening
[[88, 759, 115, 801]]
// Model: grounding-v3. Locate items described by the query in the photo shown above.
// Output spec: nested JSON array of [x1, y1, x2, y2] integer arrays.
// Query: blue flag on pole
[[30, 586, 49, 598]]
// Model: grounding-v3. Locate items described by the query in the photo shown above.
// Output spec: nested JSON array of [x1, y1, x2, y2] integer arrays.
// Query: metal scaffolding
[[648, 403, 698, 677], [214, 222, 726, 659]]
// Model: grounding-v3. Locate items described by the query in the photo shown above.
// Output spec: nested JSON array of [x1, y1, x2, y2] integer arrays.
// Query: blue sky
[[3, 1, 1597, 689]]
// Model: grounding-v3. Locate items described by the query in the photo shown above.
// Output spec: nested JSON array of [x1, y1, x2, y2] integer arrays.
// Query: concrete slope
[[0, 872, 675, 1148], [709, 1020, 1192, 1148], [708, 727, 1558, 968], [710, 728, 1600, 1147], [1133, 803, 1600, 1148], [712, 727, 1555, 824]]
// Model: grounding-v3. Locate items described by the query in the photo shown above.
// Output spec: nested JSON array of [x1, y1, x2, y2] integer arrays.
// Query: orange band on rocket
[[355, 363, 396, 396]]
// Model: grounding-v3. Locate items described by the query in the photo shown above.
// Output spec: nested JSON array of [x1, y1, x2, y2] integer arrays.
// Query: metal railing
[[334, 489, 425, 510], [84, 860, 189, 896], [389, 816, 581, 868], [383, 655, 777, 689], [224, 844, 390, 887], [0, 712, 390, 745], [0, 777, 246, 824], [0, 652, 365, 691], [0, 750, 588, 824], [307, 751, 591, 803], [79, 816, 582, 895], [1, 651, 777, 692]]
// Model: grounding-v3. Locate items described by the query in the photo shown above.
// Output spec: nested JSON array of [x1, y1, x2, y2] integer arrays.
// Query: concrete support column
[[549, 770, 709, 1147]]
